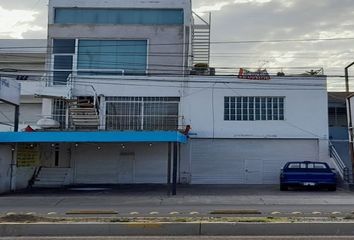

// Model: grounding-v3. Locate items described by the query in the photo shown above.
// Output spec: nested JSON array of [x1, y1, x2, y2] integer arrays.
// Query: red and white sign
[[238, 68, 271, 80]]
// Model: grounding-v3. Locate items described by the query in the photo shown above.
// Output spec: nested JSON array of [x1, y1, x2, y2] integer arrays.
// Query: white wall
[[65, 75, 328, 139], [0, 101, 42, 132], [16, 167, 35, 190], [182, 77, 328, 140], [0, 145, 12, 193]]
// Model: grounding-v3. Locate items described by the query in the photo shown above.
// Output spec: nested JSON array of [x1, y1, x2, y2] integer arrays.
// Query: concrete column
[[172, 142, 178, 196], [167, 142, 172, 195]]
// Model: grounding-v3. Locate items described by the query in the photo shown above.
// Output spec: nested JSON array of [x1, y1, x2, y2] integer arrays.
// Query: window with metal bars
[[52, 99, 67, 128], [105, 97, 180, 130], [224, 96, 285, 121]]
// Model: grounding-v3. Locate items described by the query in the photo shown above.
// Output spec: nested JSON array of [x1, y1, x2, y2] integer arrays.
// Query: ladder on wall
[[192, 12, 211, 66]]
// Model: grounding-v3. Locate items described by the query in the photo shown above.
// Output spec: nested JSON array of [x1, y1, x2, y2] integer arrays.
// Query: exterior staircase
[[69, 99, 100, 129], [32, 168, 70, 188], [192, 12, 211, 66], [329, 142, 352, 184]]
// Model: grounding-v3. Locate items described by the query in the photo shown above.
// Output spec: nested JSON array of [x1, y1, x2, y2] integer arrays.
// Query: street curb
[[0, 223, 200, 237], [1, 222, 354, 236], [201, 223, 354, 236]]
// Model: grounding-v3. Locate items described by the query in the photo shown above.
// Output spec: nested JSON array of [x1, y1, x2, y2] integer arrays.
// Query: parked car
[[280, 161, 337, 191]]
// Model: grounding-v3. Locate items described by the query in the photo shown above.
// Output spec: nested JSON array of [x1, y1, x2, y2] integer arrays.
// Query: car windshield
[[286, 162, 328, 171]]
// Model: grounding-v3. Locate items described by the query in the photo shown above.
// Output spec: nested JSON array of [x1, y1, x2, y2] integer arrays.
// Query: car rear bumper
[[280, 181, 336, 187]]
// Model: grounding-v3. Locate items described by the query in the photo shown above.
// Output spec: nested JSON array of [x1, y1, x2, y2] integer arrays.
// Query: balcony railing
[[105, 115, 181, 131], [35, 114, 184, 132]]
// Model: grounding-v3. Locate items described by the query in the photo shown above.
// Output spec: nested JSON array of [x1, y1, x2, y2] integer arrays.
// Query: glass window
[[78, 40, 147, 75], [53, 55, 73, 85], [54, 55, 73, 70], [52, 39, 75, 85], [288, 163, 300, 169], [52, 99, 67, 129], [224, 96, 285, 121], [55, 8, 184, 25], [105, 97, 179, 130], [53, 39, 75, 54]]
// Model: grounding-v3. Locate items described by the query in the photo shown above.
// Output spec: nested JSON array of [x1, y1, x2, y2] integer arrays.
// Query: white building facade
[[0, 0, 329, 191]]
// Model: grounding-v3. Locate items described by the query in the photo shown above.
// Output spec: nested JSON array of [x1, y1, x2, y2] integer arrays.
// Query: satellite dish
[[36, 117, 60, 129]]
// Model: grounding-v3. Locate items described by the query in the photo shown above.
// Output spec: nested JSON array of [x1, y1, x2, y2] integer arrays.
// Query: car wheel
[[280, 184, 288, 191]]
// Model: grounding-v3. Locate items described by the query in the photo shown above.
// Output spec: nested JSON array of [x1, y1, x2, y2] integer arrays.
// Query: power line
[[0, 69, 340, 78], [54, 80, 327, 91], [1, 36, 354, 50]]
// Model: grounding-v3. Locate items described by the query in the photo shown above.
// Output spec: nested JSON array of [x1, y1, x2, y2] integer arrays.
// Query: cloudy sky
[[0, 0, 353, 89]]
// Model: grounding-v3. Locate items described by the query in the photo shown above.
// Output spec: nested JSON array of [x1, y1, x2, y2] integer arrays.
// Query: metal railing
[[36, 114, 183, 131], [105, 115, 182, 131], [329, 142, 351, 183]]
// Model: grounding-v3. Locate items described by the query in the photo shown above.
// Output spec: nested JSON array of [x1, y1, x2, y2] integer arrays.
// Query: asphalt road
[[1, 185, 354, 217]]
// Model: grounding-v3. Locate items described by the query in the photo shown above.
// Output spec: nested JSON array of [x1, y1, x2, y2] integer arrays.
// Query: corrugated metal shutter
[[73, 143, 168, 184], [191, 139, 318, 184], [74, 145, 119, 184]]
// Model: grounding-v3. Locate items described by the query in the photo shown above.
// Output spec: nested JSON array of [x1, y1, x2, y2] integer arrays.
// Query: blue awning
[[0, 131, 187, 144]]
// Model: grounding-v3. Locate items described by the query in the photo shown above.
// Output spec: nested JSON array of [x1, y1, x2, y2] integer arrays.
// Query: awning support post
[[172, 142, 178, 196], [167, 142, 172, 195], [14, 105, 19, 132]]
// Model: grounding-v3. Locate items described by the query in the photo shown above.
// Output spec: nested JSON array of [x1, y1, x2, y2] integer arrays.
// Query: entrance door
[[244, 160, 263, 184], [118, 153, 135, 183]]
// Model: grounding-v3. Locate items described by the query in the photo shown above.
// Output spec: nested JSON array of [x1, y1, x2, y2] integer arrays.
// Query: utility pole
[[345, 61, 354, 92]]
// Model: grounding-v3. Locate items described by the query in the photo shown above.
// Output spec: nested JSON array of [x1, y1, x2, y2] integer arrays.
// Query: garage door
[[73, 143, 167, 184], [73, 146, 135, 184], [74, 146, 120, 184], [190, 139, 318, 184]]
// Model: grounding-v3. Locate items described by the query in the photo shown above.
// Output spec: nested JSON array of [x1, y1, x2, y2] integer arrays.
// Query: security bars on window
[[224, 97, 285, 121], [105, 97, 180, 130]]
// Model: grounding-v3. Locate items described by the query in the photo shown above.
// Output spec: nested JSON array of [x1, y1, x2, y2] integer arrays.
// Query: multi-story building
[[0, 0, 332, 193], [0, 39, 46, 132]]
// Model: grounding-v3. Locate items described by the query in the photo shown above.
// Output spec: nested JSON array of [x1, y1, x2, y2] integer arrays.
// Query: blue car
[[280, 161, 337, 191]]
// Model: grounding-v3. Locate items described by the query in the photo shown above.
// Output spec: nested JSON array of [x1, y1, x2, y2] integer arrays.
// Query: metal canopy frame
[[0, 131, 187, 143]]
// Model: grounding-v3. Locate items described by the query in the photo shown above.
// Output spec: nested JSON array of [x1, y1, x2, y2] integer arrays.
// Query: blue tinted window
[[78, 40, 147, 75], [55, 8, 184, 25], [53, 71, 72, 85], [53, 55, 73, 85], [54, 55, 73, 70], [53, 39, 75, 54]]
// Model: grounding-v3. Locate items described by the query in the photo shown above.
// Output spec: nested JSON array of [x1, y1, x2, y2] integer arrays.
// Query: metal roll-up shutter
[[191, 139, 318, 184], [74, 145, 119, 184]]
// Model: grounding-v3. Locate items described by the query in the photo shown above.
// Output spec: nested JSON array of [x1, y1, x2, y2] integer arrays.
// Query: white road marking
[[6, 212, 16, 216], [190, 212, 199, 215], [331, 212, 341, 215], [149, 212, 159, 215], [169, 212, 180, 215], [47, 212, 57, 215], [291, 212, 302, 215], [271, 211, 281, 215], [26, 212, 35, 215], [130, 212, 139, 215]]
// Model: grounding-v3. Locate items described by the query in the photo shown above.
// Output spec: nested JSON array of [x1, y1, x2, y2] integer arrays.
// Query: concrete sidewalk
[[3, 184, 354, 205], [0, 185, 354, 217]]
